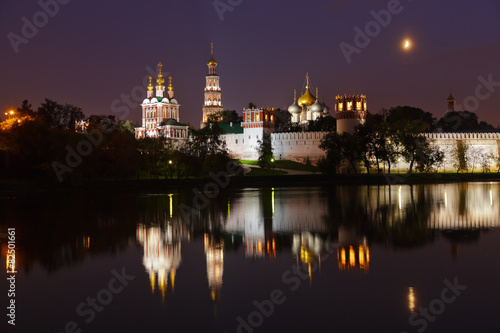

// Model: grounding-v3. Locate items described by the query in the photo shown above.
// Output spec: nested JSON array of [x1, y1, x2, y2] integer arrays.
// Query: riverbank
[[1, 172, 500, 194]]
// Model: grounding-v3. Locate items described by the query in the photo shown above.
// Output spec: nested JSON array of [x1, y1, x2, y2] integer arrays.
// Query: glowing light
[[402, 38, 412, 50], [349, 246, 355, 268], [169, 194, 173, 218], [398, 186, 402, 210], [271, 187, 275, 216], [408, 287, 416, 312]]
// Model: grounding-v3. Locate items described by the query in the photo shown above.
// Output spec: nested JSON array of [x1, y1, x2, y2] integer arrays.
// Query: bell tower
[[446, 91, 456, 112], [202, 43, 223, 127]]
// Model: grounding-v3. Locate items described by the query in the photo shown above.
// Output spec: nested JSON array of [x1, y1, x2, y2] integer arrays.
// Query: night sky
[[1, 0, 500, 128]]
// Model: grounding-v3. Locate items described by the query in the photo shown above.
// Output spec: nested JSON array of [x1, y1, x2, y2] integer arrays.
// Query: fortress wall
[[271, 131, 328, 163]]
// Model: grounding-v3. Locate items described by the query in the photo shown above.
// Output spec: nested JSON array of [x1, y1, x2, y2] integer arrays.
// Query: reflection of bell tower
[[204, 234, 224, 303]]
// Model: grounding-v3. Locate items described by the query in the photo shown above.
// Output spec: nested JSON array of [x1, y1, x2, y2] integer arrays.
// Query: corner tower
[[335, 94, 367, 134], [202, 43, 223, 127]]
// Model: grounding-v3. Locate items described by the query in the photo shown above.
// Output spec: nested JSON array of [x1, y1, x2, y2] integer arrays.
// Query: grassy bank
[[240, 160, 319, 172]]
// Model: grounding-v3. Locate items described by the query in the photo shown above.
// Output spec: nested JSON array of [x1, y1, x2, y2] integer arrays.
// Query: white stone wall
[[271, 132, 328, 163], [223, 129, 500, 170], [223, 133, 244, 159]]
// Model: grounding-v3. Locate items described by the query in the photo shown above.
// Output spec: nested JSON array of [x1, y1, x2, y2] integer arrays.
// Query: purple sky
[[1, 0, 500, 128]]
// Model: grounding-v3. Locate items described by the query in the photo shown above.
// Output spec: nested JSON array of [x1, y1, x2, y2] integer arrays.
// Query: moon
[[403, 39, 412, 50]]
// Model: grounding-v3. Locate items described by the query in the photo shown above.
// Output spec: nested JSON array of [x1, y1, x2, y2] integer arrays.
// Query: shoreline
[[1, 172, 500, 194]]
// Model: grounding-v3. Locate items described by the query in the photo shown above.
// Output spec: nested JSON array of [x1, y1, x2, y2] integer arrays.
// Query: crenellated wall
[[222, 130, 500, 171], [271, 131, 329, 163]]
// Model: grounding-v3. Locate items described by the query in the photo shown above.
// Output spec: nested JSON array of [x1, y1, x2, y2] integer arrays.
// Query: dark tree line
[[0, 100, 237, 183], [318, 106, 444, 174]]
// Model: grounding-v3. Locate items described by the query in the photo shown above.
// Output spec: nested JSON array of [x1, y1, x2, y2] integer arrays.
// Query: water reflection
[[205, 234, 224, 302], [136, 222, 189, 300], [1, 183, 499, 332], [1, 183, 499, 285]]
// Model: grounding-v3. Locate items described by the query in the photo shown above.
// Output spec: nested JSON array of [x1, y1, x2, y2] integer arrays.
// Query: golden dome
[[207, 42, 217, 66], [298, 88, 316, 107], [147, 76, 153, 92], [298, 73, 316, 107], [168, 76, 173, 92], [207, 56, 217, 67], [156, 62, 165, 86]]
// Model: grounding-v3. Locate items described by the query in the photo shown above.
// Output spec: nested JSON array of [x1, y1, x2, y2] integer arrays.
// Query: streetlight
[[443, 158, 446, 173], [168, 160, 173, 179], [397, 157, 401, 173]]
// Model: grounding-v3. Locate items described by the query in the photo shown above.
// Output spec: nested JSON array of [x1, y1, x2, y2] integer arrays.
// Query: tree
[[437, 111, 495, 132], [385, 106, 436, 131], [415, 145, 444, 172], [206, 110, 242, 124], [467, 145, 492, 173], [36, 99, 85, 132], [450, 140, 469, 172], [319, 132, 343, 174], [273, 108, 292, 133], [17, 99, 34, 117], [307, 116, 336, 132], [248, 102, 257, 109], [257, 133, 273, 169]]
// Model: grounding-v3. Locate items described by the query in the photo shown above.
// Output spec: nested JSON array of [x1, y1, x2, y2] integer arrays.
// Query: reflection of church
[[136, 223, 189, 301]]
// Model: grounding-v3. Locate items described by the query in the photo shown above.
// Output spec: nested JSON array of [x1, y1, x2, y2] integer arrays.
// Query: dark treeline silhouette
[[0, 99, 236, 183], [319, 106, 445, 174]]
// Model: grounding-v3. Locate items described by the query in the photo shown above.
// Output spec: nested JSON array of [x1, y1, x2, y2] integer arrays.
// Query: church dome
[[322, 102, 330, 115], [288, 100, 301, 114], [310, 99, 323, 113], [207, 55, 217, 67], [298, 88, 316, 107]]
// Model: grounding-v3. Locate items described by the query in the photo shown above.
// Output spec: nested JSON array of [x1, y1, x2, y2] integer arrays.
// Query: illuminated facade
[[135, 62, 189, 139], [335, 94, 367, 134], [202, 43, 223, 127]]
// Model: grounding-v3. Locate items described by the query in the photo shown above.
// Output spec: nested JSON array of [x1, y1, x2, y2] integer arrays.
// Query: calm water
[[1, 183, 499, 333]]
